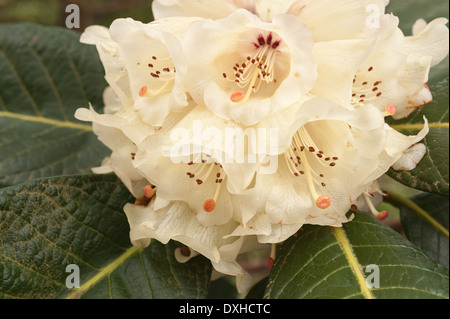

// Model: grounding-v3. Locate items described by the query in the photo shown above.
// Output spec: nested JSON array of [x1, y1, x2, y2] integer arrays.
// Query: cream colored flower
[[153, 0, 449, 119], [82, 17, 201, 127], [349, 15, 449, 119], [75, 0, 447, 293], [182, 9, 317, 125], [223, 99, 428, 242]]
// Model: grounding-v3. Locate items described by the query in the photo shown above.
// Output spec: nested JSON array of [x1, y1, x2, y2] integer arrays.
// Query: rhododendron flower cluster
[[75, 0, 448, 292]]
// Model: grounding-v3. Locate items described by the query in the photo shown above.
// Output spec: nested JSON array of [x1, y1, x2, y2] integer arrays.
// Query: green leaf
[[207, 277, 240, 299], [386, 80, 449, 196], [397, 193, 449, 269], [245, 277, 268, 299], [0, 23, 109, 187], [265, 212, 449, 299], [385, 0, 449, 196], [0, 174, 211, 299]]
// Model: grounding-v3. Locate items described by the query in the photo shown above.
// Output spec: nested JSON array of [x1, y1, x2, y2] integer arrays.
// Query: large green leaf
[[398, 193, 449, 269], [0, 23, 109, 187], [385, 0, 449, 195], [264, 212, 449, 299], [0, 174, 211, 299]]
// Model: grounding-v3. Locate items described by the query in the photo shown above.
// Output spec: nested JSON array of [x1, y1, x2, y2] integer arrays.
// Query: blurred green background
[[0, 0, 154, 30]]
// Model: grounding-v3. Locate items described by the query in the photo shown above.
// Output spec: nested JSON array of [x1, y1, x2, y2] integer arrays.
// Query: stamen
[[227, 33, 282, 103], [186, 155, 226, 213], [202, 176, 223, 213], [298, 147, 331, 209], [257, 34, 265, 46], [363, 193, 389, 221], [351, 68, 384, 107], [230, 65, 260, 104]]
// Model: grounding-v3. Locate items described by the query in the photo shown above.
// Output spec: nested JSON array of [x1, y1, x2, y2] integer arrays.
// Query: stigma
[[184, 154, 226, 213], [362, 192, 389, 221], [285, 127, 338, 210], [136, 54, 176, 97]]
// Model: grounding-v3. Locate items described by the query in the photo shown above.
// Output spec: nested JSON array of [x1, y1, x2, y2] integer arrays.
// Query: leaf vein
[[0, 51, 42, 116]]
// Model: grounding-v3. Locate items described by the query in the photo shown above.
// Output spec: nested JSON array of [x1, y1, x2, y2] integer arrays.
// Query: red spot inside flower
[[203, 199, 216, 213], [266, 32, 273, 45], [257, 34, 265, 46], [272, 40, 280, 49]]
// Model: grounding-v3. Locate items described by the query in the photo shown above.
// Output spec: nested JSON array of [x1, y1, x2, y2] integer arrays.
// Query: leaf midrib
[[390, 122, 449, 131], [333, 227, 375, 299], [66, 245, 142, 299], [0, 111, 92, 131]]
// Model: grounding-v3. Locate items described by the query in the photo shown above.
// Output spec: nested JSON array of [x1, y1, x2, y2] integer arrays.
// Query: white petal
[[102, 87, 123, 115], [183, 10, 316, 126], [412, 19, 428, 35], [311, 38, 374, 106], [124, 200, 240, 263], [392, 143, 427, 171], [152, 0, 241, 20], [75, 105, 155, 146], [400, 18, 450, 67], [81, 25, 132, 109], [255, 0, 297, 21], [290, 0, 386, 42], [257, 223, 300, 243]]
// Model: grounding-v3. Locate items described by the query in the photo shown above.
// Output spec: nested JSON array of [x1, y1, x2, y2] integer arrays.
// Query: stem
[[386, 192, 449, 239]]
